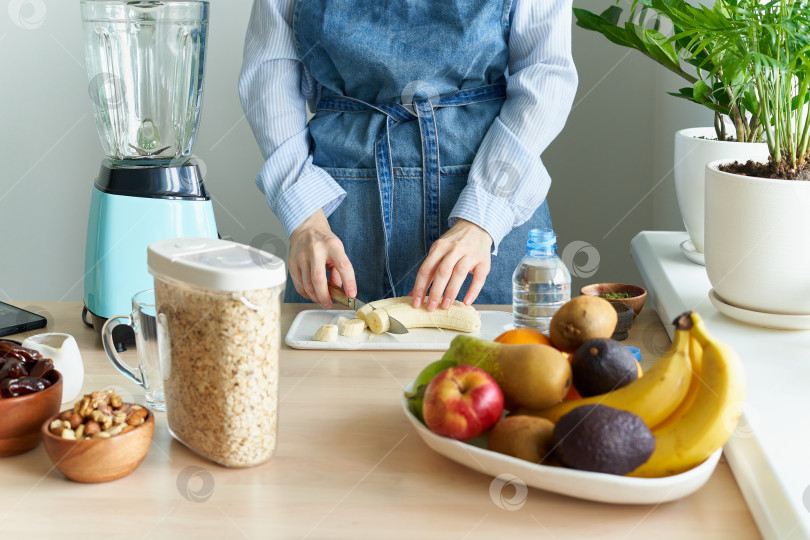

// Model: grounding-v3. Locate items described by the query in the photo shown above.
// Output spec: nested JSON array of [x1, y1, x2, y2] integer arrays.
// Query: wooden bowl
[[0, 371, 63, 457], [580, 283, 648, 317], [41, 407, 154, 483]]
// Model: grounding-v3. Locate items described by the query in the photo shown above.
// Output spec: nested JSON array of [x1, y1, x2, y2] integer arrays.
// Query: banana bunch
[[358, 296, 481, 334], [629, 312, 745, 477], [527, 311, 745, 478]]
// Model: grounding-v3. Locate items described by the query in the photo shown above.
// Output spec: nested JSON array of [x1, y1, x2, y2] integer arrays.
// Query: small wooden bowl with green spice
[[580, 283, 647, 318]]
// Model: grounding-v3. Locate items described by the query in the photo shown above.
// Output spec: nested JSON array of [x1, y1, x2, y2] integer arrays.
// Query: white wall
[[1, 0, 697, 303]]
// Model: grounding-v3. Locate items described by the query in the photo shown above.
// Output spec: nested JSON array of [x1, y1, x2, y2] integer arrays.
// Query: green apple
[[406, 359, 457, 424]]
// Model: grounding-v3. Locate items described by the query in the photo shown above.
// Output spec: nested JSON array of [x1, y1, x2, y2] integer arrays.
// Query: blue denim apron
[[289, 0, 551, 304]]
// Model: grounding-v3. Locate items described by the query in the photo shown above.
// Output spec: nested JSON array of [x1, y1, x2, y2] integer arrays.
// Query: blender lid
[[148, 238, 286, 292]]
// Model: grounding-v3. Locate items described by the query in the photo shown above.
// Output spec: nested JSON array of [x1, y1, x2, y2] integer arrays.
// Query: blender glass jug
[[81, 1, 209, 164]]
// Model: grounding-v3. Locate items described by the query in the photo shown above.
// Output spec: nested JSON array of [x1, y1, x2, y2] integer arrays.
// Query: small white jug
[[21, 333, 84, 404]]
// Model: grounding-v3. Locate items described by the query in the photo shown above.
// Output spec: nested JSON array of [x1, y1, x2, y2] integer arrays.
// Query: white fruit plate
[[402, 381, 722, 505]]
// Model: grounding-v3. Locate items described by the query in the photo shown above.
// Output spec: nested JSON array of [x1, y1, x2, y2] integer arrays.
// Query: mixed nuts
[[49, 389, 147, 440]]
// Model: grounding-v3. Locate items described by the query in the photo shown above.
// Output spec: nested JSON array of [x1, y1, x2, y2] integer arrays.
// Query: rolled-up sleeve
[[239, 0, 346, 238], [449, 0, 578, 254]]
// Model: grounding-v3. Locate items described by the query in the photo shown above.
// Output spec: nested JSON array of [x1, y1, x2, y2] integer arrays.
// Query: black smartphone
[[0, 302, 48, 338]]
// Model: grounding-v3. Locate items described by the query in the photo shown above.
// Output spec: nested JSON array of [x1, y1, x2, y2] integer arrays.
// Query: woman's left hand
[[410, 218, 493, 310]]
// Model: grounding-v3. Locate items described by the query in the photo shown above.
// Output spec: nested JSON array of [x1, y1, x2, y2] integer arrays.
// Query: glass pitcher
[[81, 1, 209, 165]]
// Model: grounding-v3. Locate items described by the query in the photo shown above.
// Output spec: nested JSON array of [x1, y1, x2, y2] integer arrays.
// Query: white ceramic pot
[[20, 333, 84, 404], [705, 160, 810, 314], [674, 128, 768, 253]]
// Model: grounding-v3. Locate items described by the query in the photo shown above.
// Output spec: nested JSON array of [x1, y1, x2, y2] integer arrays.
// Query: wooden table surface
[[0, 303, 760, 539]]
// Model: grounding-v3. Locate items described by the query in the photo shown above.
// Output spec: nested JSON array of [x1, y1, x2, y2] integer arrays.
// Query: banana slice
[[336, 316, 351, 334], [340, 318, 366, 337], [313, 324, 338, 342]]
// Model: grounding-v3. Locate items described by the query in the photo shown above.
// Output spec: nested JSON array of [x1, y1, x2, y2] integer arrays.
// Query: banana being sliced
[[628, 312, 746, 478], [366, 301, 480, 334], [355, 297, 412, 321]]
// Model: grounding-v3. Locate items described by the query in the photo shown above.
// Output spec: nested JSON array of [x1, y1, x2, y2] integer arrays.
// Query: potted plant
[[669, 0, 810, 316], [575, 0, 768, 257]]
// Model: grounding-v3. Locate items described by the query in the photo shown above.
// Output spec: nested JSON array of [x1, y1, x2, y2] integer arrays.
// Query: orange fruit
[[494, 327, 553, 347], [563, 383, 582, 401]]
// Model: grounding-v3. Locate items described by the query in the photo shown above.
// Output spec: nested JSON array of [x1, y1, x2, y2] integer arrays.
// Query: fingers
[[309, 249, 332, 308], [330, 269, 343, 288], [425, 256, 456, 311], [440, 257, 475, 309], [411, 252, 442, 308], [297, 259, 318, 303], [463, 263, 489, 305], [288, 260, 309, 302], [328, 239, 357, 298]]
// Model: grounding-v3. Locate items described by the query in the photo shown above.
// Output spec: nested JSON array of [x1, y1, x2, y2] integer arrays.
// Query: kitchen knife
[[327, 282, 409, 334]]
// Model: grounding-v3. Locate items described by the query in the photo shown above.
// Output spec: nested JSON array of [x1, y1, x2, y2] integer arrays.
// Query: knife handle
[[327, 281, 352, 308]]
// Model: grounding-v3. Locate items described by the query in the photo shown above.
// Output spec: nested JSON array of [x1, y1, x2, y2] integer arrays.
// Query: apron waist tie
[[315, 83, 507, 297]]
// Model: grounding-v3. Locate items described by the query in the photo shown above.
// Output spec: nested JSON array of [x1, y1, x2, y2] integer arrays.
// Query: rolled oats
[[155, 277, 281, 467]]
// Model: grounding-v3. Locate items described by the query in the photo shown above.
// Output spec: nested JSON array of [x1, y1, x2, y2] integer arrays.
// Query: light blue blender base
[[84, 186, 217, 318]]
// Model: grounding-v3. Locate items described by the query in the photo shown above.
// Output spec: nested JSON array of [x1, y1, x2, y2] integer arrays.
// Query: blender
[[80, 1, 217, 347]]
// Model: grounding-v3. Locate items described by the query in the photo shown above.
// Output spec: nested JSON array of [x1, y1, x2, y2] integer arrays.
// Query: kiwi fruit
[[571, 338, 639, 397], [549, 296, 618, 352], [488, 415, 555, 463], [552, 404, 655, 475]]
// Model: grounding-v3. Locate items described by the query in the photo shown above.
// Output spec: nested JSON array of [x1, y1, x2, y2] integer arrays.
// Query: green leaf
[[600, 5, 623, 26], [573, 8, 636, 49], [693, 80, 712, 103]]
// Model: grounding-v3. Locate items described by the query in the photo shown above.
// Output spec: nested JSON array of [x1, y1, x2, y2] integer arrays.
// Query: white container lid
[[147, 237, 286, 292]]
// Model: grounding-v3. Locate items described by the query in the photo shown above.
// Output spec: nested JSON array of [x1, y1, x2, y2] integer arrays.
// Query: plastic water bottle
[[512, 228, 571, 333]]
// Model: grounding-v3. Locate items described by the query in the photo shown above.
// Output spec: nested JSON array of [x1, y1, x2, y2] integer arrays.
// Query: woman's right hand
[[288, 209, 356, 308]]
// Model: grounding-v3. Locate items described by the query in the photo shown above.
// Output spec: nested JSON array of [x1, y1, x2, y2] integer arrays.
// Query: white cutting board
[[284, 309, 514, 350]]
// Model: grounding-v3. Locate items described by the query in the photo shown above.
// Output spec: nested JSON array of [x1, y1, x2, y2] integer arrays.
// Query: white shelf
[[632, 231, 810, 540]]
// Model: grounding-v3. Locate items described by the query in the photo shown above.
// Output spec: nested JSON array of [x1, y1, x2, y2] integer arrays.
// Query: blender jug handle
[[101, 316, 144, 386]]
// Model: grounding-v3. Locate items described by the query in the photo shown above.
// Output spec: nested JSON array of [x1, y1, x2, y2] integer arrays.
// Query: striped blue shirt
[[239, 0, 577, 253]]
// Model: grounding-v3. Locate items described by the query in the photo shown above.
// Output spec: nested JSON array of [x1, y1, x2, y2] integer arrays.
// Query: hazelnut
[[68, 413, 83, 429], [84, 421, 101, 436]]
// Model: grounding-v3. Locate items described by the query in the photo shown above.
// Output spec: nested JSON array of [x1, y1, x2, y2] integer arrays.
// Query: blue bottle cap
[[626, 346, 642, 363], [527, 228, 556, 250]]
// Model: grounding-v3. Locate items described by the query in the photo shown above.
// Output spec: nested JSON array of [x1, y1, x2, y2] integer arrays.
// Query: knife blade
[[327, 282, 409, 334]]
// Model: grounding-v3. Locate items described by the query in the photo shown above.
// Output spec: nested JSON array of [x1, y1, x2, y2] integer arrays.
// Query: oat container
[[148, 238, 285, 467]]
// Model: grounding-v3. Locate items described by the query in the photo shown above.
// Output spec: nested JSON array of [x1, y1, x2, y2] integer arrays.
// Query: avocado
[[571, 338, 639, 397], [552, 404, 655, 475]]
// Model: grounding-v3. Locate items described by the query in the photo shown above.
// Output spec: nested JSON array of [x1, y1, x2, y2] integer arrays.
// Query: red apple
[[422, 365, 504, 440]]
